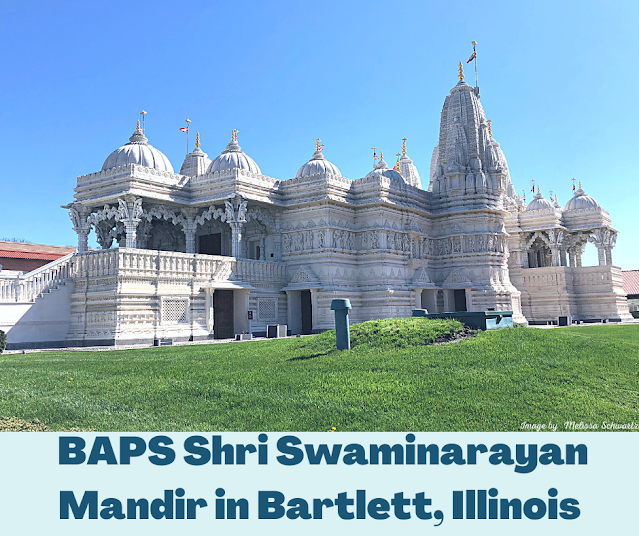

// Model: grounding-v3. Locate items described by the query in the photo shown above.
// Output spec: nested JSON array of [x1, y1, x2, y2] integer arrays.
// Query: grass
[[0, 319, 637, 431]]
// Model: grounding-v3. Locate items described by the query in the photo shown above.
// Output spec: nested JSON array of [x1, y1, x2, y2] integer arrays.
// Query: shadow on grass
[[287, 351, 334, 361]]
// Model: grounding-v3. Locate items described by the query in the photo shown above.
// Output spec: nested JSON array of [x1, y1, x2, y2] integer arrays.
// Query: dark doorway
[[200, 233, 222, 255], [301, 290, 313, 334], [454, 289, 467, 312], [213, 290, 234, 339]]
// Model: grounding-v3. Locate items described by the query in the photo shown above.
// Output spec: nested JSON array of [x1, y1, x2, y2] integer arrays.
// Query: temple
[[0, 65, 631, 348]]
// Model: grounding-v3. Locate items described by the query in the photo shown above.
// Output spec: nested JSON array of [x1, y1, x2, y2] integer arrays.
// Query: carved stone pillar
[[225, 197, 247, 259], [229, 222, 243, 258], [77, 230, 89, 252], [117, 197, 143, 249], [576, 243, 585, 267], [560, 248, 567, 266], [547, 229, 563, 267], [569, 250, 576, 268], [605, 232, 616, 266], [68, 204, 91, 253], [181, 209, 198, 254], [597, 247, 606, 266]]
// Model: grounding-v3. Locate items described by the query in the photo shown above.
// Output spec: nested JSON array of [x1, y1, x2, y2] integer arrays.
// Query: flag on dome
[[467, 51, 476, 63], [179, 127, 189, 133]]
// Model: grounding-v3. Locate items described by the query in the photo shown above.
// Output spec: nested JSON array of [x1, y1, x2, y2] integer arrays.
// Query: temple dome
[[365, 155, 402, 181], [526, 192, 554, 211], [564, 187, 601, 211], [296, 150, 341, 178], [102, 125, 174, 172], [208, 139, 261, 175]]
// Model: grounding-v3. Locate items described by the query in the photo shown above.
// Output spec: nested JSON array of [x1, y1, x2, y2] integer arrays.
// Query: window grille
[[162, 298, 189, 324], [258, 298, 277, 321]]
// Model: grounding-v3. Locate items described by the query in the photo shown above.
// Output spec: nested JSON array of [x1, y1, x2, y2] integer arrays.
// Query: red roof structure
[[0, 241, 75, 271], [622, 270, 639, 296]]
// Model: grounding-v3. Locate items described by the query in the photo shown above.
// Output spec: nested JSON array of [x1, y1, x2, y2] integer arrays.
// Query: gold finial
[[231, 129, 238, 142], [579, 181, 582, 189], [537, 185, 540, 193], [395, 153, 402, 174], [402, 138, 407, 156], [380, 150, 384, 160], [487, 120, 492, 137], [458, 61, 464, 81], [196, 132, 200, 148], [136, 120, 141, 132], [316, 138, 321, 151]]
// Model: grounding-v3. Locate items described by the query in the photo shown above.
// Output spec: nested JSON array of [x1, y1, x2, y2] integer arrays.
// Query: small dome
[[564, 187, 601, 211], [180, 135, 211, 177], [208, 139, 261, 175], [102, 125, 174, 172], [296, 150, 341, 178], [526, 192, 554, 211], [365, 155, 402, 181]]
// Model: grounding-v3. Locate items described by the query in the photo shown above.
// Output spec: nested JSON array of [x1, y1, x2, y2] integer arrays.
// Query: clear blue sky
[[1, 0, 637, 268]]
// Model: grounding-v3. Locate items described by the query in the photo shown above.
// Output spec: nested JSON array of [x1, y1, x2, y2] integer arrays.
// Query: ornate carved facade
[[2, 68, 630, 348]]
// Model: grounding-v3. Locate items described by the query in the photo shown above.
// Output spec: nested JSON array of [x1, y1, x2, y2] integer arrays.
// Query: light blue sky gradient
[[1, 0, 636, 268]]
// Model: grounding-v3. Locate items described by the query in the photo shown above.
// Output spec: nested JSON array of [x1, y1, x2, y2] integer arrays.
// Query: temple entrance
[[285, 289, 315, 335], [213, 289, 234, 339], [301, 289, 313, 334], [454, 289, 467, 312], [200, 233, 222, 256]]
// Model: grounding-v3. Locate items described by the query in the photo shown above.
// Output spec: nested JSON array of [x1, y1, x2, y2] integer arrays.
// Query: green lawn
[[0, 319, 637, 431]]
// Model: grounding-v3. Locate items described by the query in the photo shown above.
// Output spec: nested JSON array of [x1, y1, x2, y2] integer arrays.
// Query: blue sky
[[1, 0, 637, 268]]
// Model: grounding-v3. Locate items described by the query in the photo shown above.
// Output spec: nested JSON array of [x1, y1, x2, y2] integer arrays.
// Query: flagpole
[[140, 110, 147, 133], [185, 119, 191, 154], [472, 41, 478, 88]]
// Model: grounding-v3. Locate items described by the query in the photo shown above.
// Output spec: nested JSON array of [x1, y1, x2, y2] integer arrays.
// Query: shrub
[[0, 330, 6, 353]]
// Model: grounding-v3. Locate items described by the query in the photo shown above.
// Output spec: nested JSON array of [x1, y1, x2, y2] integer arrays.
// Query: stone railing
[[519, 264, 624, 290], [74, 248, 287, 283], [0, 252, 77, 303]]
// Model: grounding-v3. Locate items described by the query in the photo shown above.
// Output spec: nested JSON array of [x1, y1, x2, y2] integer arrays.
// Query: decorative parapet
[[77, 163, 185, 185], [72, 248, 287, 285]]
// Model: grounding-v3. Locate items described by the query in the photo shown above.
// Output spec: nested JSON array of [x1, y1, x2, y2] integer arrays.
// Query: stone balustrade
[[0, 252, 76, 303], [73, 248, 287, 283]]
